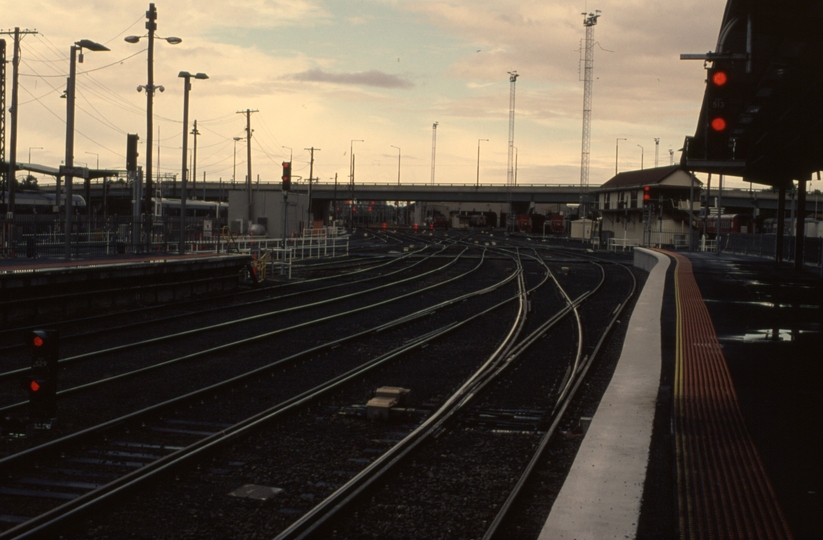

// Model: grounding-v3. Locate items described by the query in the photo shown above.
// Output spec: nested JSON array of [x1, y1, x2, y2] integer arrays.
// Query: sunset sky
[[4, 1, 748, 189]]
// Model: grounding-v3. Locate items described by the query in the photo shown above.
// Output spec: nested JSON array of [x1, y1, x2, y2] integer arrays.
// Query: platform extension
[[0, 253, 252, 323], [540, 248, 822, 540]]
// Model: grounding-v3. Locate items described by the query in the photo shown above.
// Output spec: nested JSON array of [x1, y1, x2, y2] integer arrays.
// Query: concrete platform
[[539, 248, 668, 540], [540, 249, 823, 539], [0, 253, 252, 323]]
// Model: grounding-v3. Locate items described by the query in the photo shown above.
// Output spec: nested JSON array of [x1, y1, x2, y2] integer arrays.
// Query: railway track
[[0, 234, 643, 539]]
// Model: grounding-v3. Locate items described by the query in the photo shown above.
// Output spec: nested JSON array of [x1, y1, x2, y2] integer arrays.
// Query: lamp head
[[165, 36, 182, 44], [76, 39, 110, 52], [124, 35, 141, 44]]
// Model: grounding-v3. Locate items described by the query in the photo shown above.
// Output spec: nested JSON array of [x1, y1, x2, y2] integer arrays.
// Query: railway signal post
[[27, 329, 59, 428]]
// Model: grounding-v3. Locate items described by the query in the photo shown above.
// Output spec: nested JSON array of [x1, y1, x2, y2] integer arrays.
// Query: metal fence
[[1, 214, 349, 264], [720, 233, 823, 268]]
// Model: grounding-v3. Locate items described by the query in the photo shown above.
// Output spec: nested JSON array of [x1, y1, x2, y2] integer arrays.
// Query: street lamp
[[391, 145, 400, 185], [349, 139, 363, 230], [615, 137, 626, 175], [28, 147, 43, 163], [64, 39, 109, 260], [232, 137, 242, 186], [637, 144, 644, 170], [476, 139, 488, 187], [177, 70, 208, 254], [125, 3, 181, 234], [85, 152, 99, 169]]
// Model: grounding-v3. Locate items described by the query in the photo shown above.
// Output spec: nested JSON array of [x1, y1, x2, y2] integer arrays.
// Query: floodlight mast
[[578, 10, 600, 229]]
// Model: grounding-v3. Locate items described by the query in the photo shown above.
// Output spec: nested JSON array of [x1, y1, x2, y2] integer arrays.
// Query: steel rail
[[0, 252, 523, 539], [0, 247, 488, 415], [0, 244, 430, 357], [272, 252, 529, 540], [0, 245, 452, 383], [482, 261, 637, 539]]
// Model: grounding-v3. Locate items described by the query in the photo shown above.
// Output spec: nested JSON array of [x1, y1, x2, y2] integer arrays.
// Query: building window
[[630, 190, 638, 208]]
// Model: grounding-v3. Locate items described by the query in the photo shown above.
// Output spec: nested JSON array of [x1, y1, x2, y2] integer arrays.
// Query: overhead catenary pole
[[2, 28, 37, 219], [305, 147, 320, 229], [237, 109, 258, 224]]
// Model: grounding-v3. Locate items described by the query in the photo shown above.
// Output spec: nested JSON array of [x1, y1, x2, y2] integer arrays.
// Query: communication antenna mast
[[507, 71, 519, 186], [579, 10, 601, 218]]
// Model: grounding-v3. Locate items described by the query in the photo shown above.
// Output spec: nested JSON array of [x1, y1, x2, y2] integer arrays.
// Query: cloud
[[287, 68, 415, 89]]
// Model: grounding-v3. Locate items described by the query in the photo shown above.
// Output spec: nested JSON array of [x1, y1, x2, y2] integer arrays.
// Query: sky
[[4, 0, 749, 190]]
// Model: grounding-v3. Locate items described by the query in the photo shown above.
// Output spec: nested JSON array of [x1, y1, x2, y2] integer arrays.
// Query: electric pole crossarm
[[237, 109, 258, 224]]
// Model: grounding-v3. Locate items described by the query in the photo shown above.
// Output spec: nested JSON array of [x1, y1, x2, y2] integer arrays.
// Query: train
[[701, 214, 822, 238], [0, 191, 86, 214], [511, 213, 565, 235], [155, 198, 228, 219], [703, 214, 753, 235], [761, 217, 822, 237]]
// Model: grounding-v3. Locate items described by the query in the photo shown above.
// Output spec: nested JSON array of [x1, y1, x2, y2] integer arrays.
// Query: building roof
[[599, 165, 687, 191]]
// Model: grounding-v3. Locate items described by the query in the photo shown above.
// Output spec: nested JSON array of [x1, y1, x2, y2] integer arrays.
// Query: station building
[[595, 165, 702, 248]]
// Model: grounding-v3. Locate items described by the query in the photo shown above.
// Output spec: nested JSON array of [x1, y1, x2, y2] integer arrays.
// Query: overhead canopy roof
[[2, 161, 123, 180], [681, 0, 823, 185]]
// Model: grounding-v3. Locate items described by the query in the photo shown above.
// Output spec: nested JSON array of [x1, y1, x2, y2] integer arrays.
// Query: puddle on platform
[[704, 299, 821, 310], [742, 329, 796, 342], [726, 327, 822, 342]]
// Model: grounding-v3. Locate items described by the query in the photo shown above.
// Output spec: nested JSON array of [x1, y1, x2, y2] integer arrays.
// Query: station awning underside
[[2, 161, 122, 180], [682, 0, 823, 185]]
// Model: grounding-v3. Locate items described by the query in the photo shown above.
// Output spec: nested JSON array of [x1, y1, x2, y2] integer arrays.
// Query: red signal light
[[643, 186, 651, 202], [33, 336, 44, 347], [710, 117, 727, 131], [30, 380, 41, 392], [711, 71, 728, 87]]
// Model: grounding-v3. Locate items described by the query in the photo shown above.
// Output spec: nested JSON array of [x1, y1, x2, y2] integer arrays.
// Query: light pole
[[615, 137, 626, 175], [84, 152, 98, 222], [391, 145, 400, 185], [85, 152, 99, 169], [190, 120, 200, 199], [125, 3, 181, 240], [476, 139, 488, 187], [232, 137, 242, 186], [28, 147, 43, 163], [177, 71, 208, 254], [637, 144, 645, 170], [431, 122, 438, 185], [64, 39, 109, 260], [349, 139, 363, 230], [654, 137, 660, 168]]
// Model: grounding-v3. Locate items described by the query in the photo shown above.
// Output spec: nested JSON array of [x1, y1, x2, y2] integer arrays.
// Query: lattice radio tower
[[579, 11, 601, 212], [507, 71, 519, 186]]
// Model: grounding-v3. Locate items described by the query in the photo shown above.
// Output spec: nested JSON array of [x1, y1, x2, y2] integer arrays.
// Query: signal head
[[711, 70, 728, 87]]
